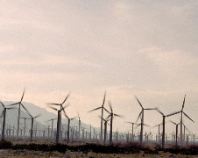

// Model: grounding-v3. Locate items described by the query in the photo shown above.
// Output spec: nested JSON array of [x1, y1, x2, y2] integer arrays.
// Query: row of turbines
[[90, 93, 195, 149], [0, 90, 196, 149]]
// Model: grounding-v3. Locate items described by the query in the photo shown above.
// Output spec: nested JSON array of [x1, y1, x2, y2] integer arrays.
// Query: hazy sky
[[0, 0, 198, 134]]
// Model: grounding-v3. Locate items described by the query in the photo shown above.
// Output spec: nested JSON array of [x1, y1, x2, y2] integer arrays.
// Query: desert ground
[[0, 150, 197, 158]]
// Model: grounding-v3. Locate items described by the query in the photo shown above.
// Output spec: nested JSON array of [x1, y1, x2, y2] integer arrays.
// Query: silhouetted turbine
[[21, 116, 29, 136], [100, 116, 110, 144], [9, 90, 30, 137], [156, 108, 180, 149], [170, 121, 179, 147], [47, 118, 57, 137], [89, 91, 106, 141], [126, 121, 138, 142], [106, 101, 122, 145], [178, 95, 194, 144], [0, 101, 15, 140], [62, 111, 76, 143], [135, 96, 157, 145], [49, 105, 68, 144], [27, 113, 41, 141], [48, 94, 70, 144]]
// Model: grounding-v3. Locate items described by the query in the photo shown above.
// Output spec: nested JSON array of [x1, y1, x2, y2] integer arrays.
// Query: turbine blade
[[170, 121, 177, 125], [20, 89, 25, 102], [166, 111, 180, 117], [60, 103, 69, 119], [145, 108, 157, 111], [49, 106, 58, 111], [62, 107, 69, 119], [183, 112, 194, 123], [0, 101, 5, 108], [62, 93, 70, 105], [106, 114, 111, 120], [47, 103, 60, 106], [156, 108, 164, 116], [114, 113, 122, 118], [103, 107, 110, 114], [136, 123, 141, 128], [135, 111, 142, 123], [89, 107, 102, 112], [108, 101, 113, 113], [135, 96, 143, 109], [8, 102, 19, 106], [102, 91, 106, 107], [21, 103, 31, 116], [182, 94, 186, 111], [98, 115, 104, 121], [7, 107, 15, 110], [34, 114, 41, 119]]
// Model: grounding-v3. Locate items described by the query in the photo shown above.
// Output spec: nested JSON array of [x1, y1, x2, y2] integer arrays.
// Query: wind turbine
[[0, 101, 15, 140], [47, 118, 57, 138], [8, 90, 30, 137], [126, 121, 137, 142], [99, 116, 110, 144], [62, 111, 76, 143], [170, 121, 179, 147], [156, 108, 180, 149], [48, 104, 68, 144], [21, 116, 29, 137], [48, 94, 70, 143], [182, 123, 191, 143], [27, 113, 41, 141], [135, 96, 157, 145], [106, 101, 122, 145], [178, 95, 194, 144], [89, 91, 106, 141], [136, 123, 150, 142]]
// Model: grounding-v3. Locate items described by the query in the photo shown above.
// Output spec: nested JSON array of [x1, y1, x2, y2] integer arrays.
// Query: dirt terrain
[[0, 150, 197, 158]]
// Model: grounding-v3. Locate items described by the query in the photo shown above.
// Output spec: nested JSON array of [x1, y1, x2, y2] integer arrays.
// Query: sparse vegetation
[[0, 150, 197, 158]]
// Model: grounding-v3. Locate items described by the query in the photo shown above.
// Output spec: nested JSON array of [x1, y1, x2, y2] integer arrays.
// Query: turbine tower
[[156, 108, 180, 149], [0, 101, 15, 141], [178, 95, 194, 145], [135, 96, 156, 145], [28, 114, 41, 141], [9, 90, 30, 137], [106, 101, 122, 145], [126, 121, 137, 142], [48, 94, 70, 144], [89, 91, 106, 142], [170, 121, 179, 147]]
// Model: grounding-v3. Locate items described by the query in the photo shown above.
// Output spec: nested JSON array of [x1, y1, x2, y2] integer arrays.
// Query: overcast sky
[[0, 0, 198, 134]]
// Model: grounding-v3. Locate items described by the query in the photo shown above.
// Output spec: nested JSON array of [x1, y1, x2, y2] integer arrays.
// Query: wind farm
[[0, 0, 198, 157], [0, 90, 197, 158]]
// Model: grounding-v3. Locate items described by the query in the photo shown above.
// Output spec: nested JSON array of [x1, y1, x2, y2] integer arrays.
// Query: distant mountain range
[[0, 101, 96, 132]]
